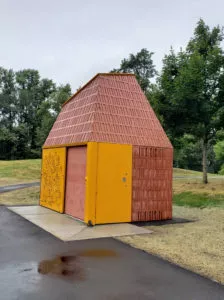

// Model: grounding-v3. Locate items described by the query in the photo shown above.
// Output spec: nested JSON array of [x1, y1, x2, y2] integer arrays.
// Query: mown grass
[[173, 177, 224, 195], [173, 168, 220, 177], [117, 206, 224, 284], [173, 191, 224, 208], [0, 159, 41, 186], [0, 186, 40, 206]]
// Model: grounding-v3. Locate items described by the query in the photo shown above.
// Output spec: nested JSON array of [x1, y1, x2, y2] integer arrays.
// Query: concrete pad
[[68, 223, 151, 241], [8, 206, 151, 241], [9, 205, 57, 215]]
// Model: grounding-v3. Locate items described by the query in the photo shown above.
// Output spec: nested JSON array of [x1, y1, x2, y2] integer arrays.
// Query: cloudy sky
[[0, 0, 223, 90]]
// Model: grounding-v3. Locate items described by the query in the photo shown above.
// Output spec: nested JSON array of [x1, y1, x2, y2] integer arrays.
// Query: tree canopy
[[0, 68, 71, 159], [111, 48, 157, 92], [151, 19, 224, 183]]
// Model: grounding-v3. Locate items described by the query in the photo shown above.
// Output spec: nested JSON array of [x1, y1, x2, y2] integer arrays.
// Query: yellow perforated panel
[[40, 147, 66, 213]]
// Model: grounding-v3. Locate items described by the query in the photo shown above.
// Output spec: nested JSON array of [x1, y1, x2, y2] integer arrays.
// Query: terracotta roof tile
[[44, 73, 172, 148]]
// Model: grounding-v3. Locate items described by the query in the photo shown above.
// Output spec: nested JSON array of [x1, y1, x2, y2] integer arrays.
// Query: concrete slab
[[9, 205, 58, 215], [67, 223, 150, 241], [8, 206, 151, 241]]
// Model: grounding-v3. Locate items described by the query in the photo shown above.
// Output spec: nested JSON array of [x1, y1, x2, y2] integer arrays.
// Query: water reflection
[[38, 249, 117, 281]]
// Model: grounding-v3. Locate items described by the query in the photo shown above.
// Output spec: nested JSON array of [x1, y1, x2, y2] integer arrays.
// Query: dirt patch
[[117, 206, 224, 284]]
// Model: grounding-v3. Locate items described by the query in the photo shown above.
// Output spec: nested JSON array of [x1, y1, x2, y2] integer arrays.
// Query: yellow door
[[96, 143, 132, 224], [40, 147, 66, 213]]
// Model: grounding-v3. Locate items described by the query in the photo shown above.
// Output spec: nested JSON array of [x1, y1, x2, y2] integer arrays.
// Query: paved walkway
[[0, 206, 223, 300], [0, 182, 40, 193], [8, 205, 150, 241]]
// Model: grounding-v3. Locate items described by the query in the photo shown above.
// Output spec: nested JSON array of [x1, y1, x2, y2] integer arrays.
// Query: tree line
[[112, 19, 224, 183], [0, 19, 224, 182], [0, 69, 71, 159]]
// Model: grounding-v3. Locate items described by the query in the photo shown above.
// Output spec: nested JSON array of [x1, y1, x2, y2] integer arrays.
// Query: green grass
[[173, 168, 220, 177], [0, 159, 41, 186], [0, 186, 40, 206], [173, 191, 224, 208]]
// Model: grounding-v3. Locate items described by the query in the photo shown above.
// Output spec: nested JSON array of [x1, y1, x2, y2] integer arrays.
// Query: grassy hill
[[0, 159, 41, 186]]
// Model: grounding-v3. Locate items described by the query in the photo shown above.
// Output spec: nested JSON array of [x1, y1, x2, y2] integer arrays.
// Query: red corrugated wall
[[132, 146, 173, 221], [65, 146, 87, 220]]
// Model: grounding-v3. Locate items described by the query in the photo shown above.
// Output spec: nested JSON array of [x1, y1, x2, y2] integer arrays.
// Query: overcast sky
[[0, 0, 223, 91]]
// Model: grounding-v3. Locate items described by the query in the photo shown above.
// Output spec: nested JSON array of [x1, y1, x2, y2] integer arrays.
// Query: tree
[[50, 84, 72, 114], [0, 68, 17, 130], [214, 140, 224, 161], [111, 48, 157, 92], [34, 84, 72, 156], [0, 68, 18, 159], [0, 67, 71, 160], [214, 139, 224, 174], [174, 134, 217, 172], [154, 19, 224, 183], [15, 70, 56, 155]]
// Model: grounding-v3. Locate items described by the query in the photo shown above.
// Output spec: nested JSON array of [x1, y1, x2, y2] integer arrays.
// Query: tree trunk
[[202, 140, 208, 184]]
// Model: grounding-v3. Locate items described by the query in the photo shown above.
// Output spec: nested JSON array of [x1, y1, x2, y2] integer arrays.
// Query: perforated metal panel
[[40, 148, 66, 213]]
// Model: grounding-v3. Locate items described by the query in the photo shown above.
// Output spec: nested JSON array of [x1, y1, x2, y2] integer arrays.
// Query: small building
[[40, 73, 173, 225]]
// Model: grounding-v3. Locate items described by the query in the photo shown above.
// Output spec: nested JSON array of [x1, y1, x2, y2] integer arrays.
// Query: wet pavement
[[0, 182, 40, 193], [0, 206, 223, 300]]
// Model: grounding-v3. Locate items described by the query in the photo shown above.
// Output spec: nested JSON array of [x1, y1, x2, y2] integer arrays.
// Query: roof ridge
[[62, 73, 135, 107]]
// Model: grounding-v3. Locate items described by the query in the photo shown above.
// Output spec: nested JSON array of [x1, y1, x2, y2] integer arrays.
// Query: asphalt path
[[0, 182, 40, 193], [0, 206, 223, 300]]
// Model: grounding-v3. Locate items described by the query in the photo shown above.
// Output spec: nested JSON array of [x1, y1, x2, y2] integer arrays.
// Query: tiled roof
[[44, 73, 172, 148]]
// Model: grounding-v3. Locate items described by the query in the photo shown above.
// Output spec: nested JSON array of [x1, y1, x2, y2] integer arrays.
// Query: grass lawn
[[173, 192, 224, 208], [173, 168, 221, 177], [173, 175, 224, 208], [0, 159, 41, 186], [117, 205, 224, 284], [173, 168, 204, 177], [117, 176, 224, 284], [0, 186, 40, 206]]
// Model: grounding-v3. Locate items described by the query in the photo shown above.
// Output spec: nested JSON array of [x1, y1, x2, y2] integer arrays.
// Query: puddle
[[38, 249, 117, 281], [38, 255, 84, 281], [78, 249, 117, 258]]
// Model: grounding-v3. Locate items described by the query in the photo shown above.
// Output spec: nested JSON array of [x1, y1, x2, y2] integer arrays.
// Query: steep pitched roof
[[44, 73, 172, 148]]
